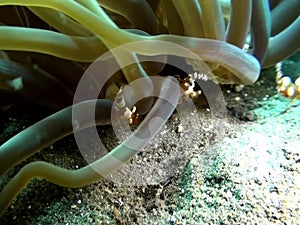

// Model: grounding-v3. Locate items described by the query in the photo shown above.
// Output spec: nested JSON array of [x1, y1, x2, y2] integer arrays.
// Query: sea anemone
[[0, 0, 299, 216]]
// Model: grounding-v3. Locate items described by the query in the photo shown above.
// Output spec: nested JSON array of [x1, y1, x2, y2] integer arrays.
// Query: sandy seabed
[[0, 56, 299, 225]]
